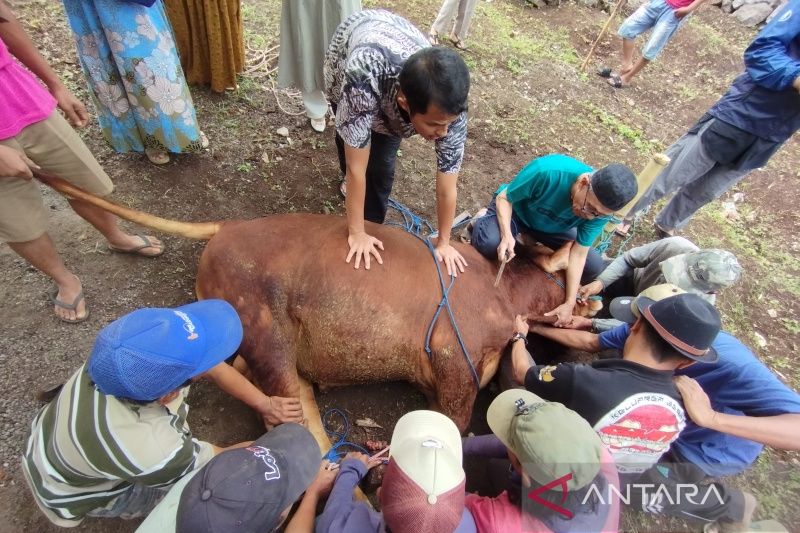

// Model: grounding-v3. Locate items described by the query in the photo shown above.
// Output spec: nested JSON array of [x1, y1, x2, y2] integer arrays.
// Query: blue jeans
[[470, 199, 605, 284], [618, 0, 686, 61]]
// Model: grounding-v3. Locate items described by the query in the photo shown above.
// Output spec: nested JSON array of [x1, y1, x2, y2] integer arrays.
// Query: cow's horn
[[33, 169, 220, 240]]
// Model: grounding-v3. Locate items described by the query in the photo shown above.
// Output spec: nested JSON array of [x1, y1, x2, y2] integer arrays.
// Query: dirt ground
[[0, 0, 798, 531]]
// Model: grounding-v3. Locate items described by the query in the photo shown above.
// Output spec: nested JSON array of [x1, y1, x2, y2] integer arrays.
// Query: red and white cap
[[381, 411, 466, 532]]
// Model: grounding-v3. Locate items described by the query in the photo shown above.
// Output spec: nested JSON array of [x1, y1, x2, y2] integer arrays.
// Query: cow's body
[[195, 214, 565, 449]]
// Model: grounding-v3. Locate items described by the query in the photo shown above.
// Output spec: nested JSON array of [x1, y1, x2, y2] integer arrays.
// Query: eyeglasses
[[580, 182, 603, 219]]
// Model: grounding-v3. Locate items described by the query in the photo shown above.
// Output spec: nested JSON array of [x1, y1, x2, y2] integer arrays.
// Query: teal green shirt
[[497, 154, 615, 247]]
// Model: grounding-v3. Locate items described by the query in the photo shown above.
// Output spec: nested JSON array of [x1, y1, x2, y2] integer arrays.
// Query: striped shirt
[[21, 364, 214, 527], [324, 10, 468, 174]]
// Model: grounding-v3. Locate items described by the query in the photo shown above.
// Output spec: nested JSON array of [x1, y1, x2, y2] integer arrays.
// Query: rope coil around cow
[[386, 199, 480, 388]]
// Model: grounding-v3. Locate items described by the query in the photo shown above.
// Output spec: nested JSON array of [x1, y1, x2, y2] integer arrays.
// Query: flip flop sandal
[[108, 234, 165, 257], [607, 73, 625, 89], [449, 36, 468, 50], [145, 148, 170, 165], [614, 221, 631, 237], [597, 67, 613, 78], [50, 287, 89, 323], [339, 179, 347, 198], [653, 222, 676, 239], [428, 32, 439, 45]]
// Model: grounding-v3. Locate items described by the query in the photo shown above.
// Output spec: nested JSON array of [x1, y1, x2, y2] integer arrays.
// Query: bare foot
[[619, 62, 634, 75], [533, 241, 572, 273], [53, 275, 88, 322], [107, 234, 164, 257]]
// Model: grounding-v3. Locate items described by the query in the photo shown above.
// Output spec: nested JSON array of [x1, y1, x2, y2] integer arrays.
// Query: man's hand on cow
[[259, 395, 304, 426], [434, 239, 467, 277], [562, 315, 593, 331], [344, 451, 384, 470], [544, 301, 575, 328], [514, 314, 530, 337], [346, 231, 384, 270], [674, 375, 718, 429], [578, 280, 603, 302], [496, 235, 516, 263], [0, 145, 38, 179]]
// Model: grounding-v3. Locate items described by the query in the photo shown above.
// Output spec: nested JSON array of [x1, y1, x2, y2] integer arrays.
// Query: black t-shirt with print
[[524, 359, 686, 474]]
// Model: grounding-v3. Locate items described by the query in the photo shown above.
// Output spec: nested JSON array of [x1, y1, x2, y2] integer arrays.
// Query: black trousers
[[335, 131, 403, 224], [622, 451, 746, 526]]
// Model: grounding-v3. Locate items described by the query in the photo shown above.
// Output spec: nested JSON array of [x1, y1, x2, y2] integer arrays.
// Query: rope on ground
[[322, 408, 372, 462], [387, 199, 479, 388]]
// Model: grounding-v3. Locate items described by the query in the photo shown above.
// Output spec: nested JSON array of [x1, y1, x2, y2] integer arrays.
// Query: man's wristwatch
[[510, 332, 527, 346]]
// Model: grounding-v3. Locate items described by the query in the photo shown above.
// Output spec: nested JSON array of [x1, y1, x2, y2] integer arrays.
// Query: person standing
[[277, 0, 361, 133], [164, 0, 245, 93], [602, 0, 708, 88], [619, 0, 800, 235], [324, 10, 471, 276], [61, 0, 208, 165], [0, 4, 164, 323], [429, 0, 479, 50]]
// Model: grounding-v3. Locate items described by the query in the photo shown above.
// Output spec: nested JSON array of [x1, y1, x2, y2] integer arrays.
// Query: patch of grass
[[698, 208, 800, 299], [237, 162, 254, 173], [585, 103, 662, 154], [472, 1, 581, 66], [687, 18, 751, 55], [506, 56, 524, 76]]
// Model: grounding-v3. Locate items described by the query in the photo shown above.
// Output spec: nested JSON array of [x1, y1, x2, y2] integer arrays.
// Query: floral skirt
[[62, 0, 202, 154]]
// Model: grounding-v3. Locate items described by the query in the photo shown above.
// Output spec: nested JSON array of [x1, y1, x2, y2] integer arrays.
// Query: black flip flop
[[607, 73, 625, 89], [597, 67, 613, 78]]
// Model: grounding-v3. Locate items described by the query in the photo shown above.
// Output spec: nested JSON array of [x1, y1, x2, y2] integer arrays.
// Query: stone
[[721, 0, 734, 13], [733, 2, 774, 25], [732, 0, 745, 9], [276, 126, 289, 137], [577, 0, 599, 7], [710, 0, 722, 5]]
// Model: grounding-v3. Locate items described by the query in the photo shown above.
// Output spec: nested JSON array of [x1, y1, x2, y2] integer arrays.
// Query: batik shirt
[[21, 364, 214, 526], [324, 9, 468, 174]]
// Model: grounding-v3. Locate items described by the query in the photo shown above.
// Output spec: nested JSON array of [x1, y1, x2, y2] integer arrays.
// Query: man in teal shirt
[[471, 154, 637, 326]]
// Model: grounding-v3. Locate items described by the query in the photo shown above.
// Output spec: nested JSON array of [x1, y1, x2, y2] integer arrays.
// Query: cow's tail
[[33, 169, 221, 240]]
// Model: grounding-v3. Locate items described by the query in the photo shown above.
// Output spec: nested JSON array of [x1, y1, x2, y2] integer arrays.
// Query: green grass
[[584, 103, 663, 155]]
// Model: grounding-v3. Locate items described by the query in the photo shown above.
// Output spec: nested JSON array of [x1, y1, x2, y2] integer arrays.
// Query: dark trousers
[[335, 131, 402, 224], [470, 198, 605, 284], [623, 451, 746, 526]]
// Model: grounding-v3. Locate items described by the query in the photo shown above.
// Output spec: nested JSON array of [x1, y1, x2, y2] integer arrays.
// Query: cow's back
[[195, 214, 513, 390]]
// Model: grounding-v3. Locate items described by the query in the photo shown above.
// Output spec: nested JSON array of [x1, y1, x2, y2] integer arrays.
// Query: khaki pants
[[0, 112, 113, 243]]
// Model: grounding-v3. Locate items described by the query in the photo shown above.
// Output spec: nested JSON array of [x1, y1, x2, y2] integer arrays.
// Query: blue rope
[[387, 199, 480, 388], [321, 408, 371, 462]]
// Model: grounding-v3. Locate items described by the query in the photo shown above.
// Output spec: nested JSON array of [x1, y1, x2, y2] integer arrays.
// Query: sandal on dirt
[[50, 286, 89, 324], [108, 234, 165, 257], [145, 148, 170, 165], [597, 67, 613, 78], [607, 73, 625, 89], [654, 222, 675, 239], [428, 31, 439, 45], [449, 35, 468, 50], [614, 221, 631, 238], [339, 179, 347, 198]]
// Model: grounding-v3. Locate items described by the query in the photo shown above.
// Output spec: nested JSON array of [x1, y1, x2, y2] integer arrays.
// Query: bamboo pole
[[580, 0, 627, 72]]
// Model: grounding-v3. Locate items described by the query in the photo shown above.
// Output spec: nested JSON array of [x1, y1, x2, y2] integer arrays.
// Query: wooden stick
[[370, 446, 391, 460], [580, 0, 627, 72], [494, 254, 509, 288]]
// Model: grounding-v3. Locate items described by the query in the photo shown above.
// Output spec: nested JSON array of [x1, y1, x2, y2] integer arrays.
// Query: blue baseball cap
[[87, 299, 244, 401]]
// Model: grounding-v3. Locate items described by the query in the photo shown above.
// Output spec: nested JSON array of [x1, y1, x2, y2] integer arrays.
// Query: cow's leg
[[429, 349, 479, 433], [296, 375, 331, 455]]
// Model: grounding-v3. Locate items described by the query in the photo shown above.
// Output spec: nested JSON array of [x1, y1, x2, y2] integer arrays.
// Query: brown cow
[[36, 172, 567, 452]]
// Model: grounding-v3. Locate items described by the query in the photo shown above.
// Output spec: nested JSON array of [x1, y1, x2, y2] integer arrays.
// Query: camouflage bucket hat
[[660, 249, 742, 294]]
